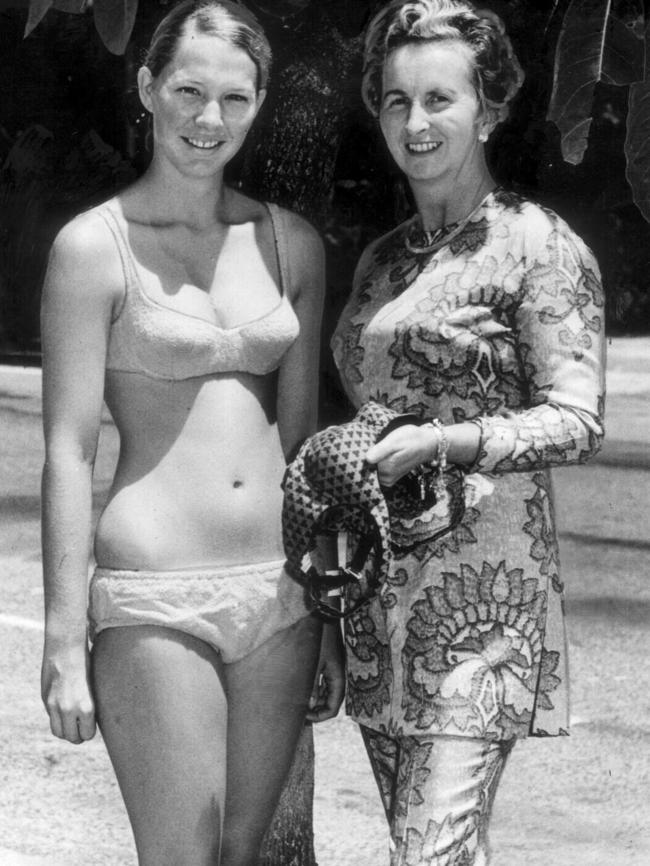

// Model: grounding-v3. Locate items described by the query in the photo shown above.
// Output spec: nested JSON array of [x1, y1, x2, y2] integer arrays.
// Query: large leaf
[[548, 0, 612, 165], [92, 0, 138, 55], [625, 20, 650, 222], [24, 0, 136, 52], [601, 0, 645, 85], [24, 0, 53, 35], [24, 0, 85, 37], [548, 0, 645, 165]]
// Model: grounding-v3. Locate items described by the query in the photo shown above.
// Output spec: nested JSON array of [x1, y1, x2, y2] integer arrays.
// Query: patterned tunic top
[[331, 189, 606, 741]]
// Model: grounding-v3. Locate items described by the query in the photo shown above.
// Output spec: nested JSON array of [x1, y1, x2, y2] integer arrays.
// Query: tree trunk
[[260, 726, 318, 865], [240, 3, 361, 225], [247, 7, 361, 862]]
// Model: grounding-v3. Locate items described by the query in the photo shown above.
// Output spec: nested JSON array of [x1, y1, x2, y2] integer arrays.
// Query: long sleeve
[[472, 211, 606, 474]]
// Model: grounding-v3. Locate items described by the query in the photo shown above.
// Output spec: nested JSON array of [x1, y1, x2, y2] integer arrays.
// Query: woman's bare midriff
[[94, 370, 287, 570]]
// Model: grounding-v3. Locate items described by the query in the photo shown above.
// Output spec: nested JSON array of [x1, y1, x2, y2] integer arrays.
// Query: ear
[[254, 87, 267, 116], [478, 108, 499, 143], [137, 67, 155, 114]]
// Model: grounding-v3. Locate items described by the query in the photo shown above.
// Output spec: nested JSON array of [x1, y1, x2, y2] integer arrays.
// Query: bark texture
[[250, 7, 362, 863], [260, 726, 318, 865], [241, 3, 361, 225]]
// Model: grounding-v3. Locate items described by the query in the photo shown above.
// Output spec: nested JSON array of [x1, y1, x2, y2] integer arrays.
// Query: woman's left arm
[[276, 210, 345, 721], [470, 214, 606, 475], [368, 214, 606, 483], [276, 210, 325, 459]]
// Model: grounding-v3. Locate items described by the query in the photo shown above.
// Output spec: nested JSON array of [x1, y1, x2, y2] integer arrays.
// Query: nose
[[405, 101, 429, 137], [196, 99, 223, 129]]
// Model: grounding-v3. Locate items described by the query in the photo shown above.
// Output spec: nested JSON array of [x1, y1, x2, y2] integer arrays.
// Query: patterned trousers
[[360, 727, 515, 866]]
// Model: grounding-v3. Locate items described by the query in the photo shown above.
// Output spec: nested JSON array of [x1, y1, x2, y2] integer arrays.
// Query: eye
[[225, 93, 251, 104], [177, 86, 200, 97], [384, 95, 409, 111], [426, 93, 449, 108]]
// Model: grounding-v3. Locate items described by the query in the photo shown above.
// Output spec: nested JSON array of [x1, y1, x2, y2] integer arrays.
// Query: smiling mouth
[[406, 141, 442, 154], [183, 137, 224, 150]]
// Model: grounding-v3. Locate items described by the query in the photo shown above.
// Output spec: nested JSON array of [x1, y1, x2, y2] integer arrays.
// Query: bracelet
[[423, 419, 449, 499], [423, 419, 449, 469]]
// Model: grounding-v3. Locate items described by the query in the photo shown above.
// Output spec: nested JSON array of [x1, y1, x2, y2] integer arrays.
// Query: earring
[[478, 130, 488, 143], [132, 109, 153, 153]]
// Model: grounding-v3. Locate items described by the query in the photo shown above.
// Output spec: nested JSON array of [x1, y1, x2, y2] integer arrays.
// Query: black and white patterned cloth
[[282, 401, 395, 587]]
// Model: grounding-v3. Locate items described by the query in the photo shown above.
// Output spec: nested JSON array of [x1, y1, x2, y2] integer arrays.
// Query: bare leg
[[220, 614, 322, 866], [93, 626, 228, 866]]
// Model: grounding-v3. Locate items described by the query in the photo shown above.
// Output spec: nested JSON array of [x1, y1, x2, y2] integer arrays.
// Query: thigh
[[92, 625, 228, 866], [366, 732, 514, 866], [220, 614, 322, 865]]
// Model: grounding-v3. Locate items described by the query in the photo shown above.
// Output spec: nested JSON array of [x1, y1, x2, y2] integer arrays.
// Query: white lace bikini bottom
[[88, 560, 310, 663]]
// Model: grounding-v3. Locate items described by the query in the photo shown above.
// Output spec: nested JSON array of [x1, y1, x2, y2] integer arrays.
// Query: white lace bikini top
[[99, 202, 299, 380]]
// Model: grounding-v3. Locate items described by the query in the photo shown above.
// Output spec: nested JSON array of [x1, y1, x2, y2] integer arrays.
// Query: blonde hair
[[362, 0, 524, 122], [145, 0, 272, 91]]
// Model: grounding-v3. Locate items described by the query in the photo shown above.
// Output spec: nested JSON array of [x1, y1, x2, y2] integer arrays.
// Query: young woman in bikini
[[40, 2, 344, 863]]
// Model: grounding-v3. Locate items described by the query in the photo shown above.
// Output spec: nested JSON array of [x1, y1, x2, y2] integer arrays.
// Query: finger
[[48, 708, 64, 740], [378, 462, 411, 486], [62, 717, 83, 744], [305, 698, 324, 722], [377, 466, 398, 486], [77, 711, 97, 742], [76, 694, 97, 742], [308, 673, 325, 710], [306, 683, 332, 722], [369, 454, 402, 484], [307, 673, 345, 723], [52, 706, 86, 744], [306, 707, 332, 723], [306, 701, 337, 723], [305, 704, 321, 722], [307, 692, 342, 723], [365, 440, 395, 465]]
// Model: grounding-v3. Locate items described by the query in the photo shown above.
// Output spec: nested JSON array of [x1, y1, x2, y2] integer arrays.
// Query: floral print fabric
[[331, 189, 605, 739], [361, 727, 514, 865]]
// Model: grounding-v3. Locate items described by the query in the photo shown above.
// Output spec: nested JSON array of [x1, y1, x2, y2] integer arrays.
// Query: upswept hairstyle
[[144, 0, 272, 91], [362, 0, 524, 122]]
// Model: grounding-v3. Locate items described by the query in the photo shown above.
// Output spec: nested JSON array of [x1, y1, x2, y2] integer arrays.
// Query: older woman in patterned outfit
[[330, 1, 606, 863]]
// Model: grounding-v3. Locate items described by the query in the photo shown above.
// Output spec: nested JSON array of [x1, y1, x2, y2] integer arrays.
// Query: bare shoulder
[[45, 201, 124, 307], [224, 187, 270, 227], [280, 207, 323, 250], [226, 191, 324, 297], [51, 203, 115, 258], [230, 191, 321, 243], [273, 205, 324, 292]]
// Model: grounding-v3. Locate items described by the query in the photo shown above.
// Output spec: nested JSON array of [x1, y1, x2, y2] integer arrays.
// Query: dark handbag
[[282, 401, 465, 618]]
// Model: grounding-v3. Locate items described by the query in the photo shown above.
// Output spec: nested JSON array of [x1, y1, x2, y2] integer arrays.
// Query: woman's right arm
[[40, 212, 122, 744]]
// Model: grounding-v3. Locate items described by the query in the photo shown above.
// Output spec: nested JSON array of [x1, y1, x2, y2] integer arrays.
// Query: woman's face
[[379, 40, 492, 189], [138, 28, 266, 179]]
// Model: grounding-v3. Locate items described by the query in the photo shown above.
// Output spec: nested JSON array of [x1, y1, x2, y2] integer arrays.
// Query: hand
[[306, 621, 346, 723], [41, 641, 96, 744], [365, 424, 438, 487]]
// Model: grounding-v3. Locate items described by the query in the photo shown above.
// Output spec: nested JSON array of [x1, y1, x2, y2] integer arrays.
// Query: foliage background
[[1, 0, 649, 377]]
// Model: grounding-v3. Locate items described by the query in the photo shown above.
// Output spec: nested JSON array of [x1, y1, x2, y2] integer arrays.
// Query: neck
[[410, 163, 495, 231], [139, 160, 231, 230]]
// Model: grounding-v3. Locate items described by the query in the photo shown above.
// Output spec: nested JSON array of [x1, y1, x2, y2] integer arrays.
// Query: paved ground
[[1, 337, 649, 865]]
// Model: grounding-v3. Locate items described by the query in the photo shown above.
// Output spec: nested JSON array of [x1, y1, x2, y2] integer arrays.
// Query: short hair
[[362, 0, 524, 122], [144, 0, 272, 91]]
